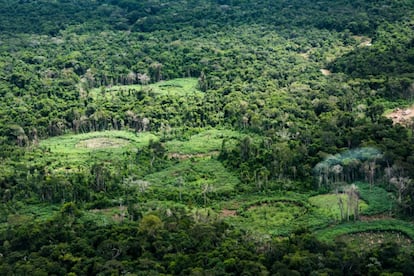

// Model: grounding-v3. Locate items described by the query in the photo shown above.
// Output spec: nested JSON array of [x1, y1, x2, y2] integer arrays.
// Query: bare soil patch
[[352, 35, 372, 47], [76, 137, 130, 149], [359, 214, 392, 222], [385, 106, 414, 126], [320, 69, 331, 76], [220, 209, 237, 217]]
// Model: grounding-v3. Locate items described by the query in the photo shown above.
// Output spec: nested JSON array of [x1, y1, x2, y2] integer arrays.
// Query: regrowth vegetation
[[1, 0, 414, 274]]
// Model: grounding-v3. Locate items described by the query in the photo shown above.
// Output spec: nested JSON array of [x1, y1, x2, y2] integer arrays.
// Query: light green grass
[[149, 78, 200, 96], [221, 190, 387, 237], [82, 206, 127, 226], [221, 194, 316, 236], [145, 158, 240, 198], [226, 199, 308, 236], [165, 128, 242, 154], [309, 193, 368, 221], [90, 78, 200, 99], [40, 130, 157, 152], [218, 192, 309, 211], [37, 130, 158, 169], [0, 204, 60, 229], [356, 182, 394, 215]]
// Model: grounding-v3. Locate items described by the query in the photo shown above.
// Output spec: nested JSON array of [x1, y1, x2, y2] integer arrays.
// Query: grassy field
[[227, 199, 308, 236], [39, 130, 157, 152], [309, 193, 369, 221], [221, 194, 311, 236], [145, 157, 240, 202], [90, 78, 200, 99], [30, 128, 410, 247], [218, 188, 407, 241], [37, 130, 157, 170], [308, 184, 409, 243], [165, 128, 242, 155]]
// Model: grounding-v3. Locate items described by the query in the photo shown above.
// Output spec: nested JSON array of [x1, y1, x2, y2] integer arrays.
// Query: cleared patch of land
[[168, 151, 219, 160], [89, 78, 200, 99], [89, 206, 127, 223], [309, 193, 368, 221], [76, 137, 130, 149], [385, 106, 414, 126], [39, 130, 157, 153], [315, 219, 414, 243], [145, 158, 240, 195], [352, 35, 372, 47], [165, 128, 243, 155], [37, 130, 158, 170], [320, 69, 332, 76], [298, 52, 310, 60], [29, 128, 406, 244], [337, 231, 412, 252], [220, 209, 237, 217], [227, 199, 308, 236]]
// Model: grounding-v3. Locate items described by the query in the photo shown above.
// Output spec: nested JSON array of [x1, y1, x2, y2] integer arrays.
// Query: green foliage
[[34, 130, 158, 177], [80, 207, 124, 226], [40, 130, 156, 150], [39, 130, 157, 161], [357, 182, 395, 215], [139, 214, 164, 236], [316, 219, 414, 243], [90, 78, 200, 99], [145, 157, 240, 203], [309, 193, 368, 221], [337, 231, 414, 253], [228, 200, 308, 236], [0, 203, 60, 229], [221, 194, 328, 236], [165, 128, 242, 154], [1, 0, 414, 273]]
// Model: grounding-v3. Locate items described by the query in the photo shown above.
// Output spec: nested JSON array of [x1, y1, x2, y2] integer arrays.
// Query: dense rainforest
[[1, 0, 414, 274]]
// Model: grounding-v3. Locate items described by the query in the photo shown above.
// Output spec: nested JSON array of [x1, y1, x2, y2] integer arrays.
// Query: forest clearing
[[1, 0, 414, 274]]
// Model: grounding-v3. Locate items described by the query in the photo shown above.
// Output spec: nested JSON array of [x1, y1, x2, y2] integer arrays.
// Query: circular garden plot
[[337, 231, 413, 252], [227, 200, 308, 236], [38, 130, 157, 171]]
